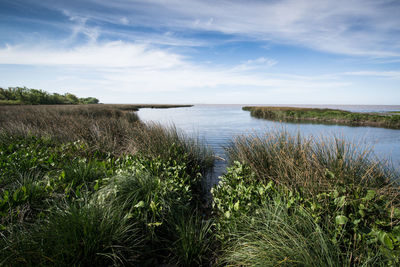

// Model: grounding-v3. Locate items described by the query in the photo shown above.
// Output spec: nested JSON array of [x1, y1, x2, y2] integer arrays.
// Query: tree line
[[0, 87, 99, 105]]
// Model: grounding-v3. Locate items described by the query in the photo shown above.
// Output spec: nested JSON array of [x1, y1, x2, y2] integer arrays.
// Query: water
[[137, 104, 400, 188]]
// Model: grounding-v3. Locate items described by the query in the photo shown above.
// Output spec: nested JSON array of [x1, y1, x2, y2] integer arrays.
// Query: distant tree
[[79, 97, 99, 104], [0, 87, 100, 105], [64, 93, 79, 104]]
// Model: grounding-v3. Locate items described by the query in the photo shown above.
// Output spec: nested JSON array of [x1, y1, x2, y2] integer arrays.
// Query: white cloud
[[0, 41, 349, 96], [120, 17, 129, 25], [0, 41, 185, 69], [10, 0, 400, 57], [344, 71, 400, 79], [232, 57, 278, 71], [58, 0, 400, 58]]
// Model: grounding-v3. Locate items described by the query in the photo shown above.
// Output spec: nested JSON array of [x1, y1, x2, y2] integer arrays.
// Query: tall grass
[[226, 130, 398, 197], [219, 196, 342, 267], [0, 105, 140, 155], [0, 104, 215, 266], [220, 130, 400, 265], [0, 105, 214, 176], [1, 199, 143, 266]]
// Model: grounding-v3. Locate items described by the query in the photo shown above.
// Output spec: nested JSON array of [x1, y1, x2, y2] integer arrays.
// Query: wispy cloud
[[232, 57, 278, 72], [0, 40, 348, 96], [344, 71, 400, 79], [29, 0, 399, 58], [0, 41, 184, 69], [1, 0, 399, 104]]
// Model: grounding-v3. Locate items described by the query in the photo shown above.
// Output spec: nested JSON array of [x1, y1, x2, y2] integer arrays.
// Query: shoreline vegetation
[[243, 106, 400, 129], [1, 104, 399, 266], [0, 87, 193, 110], [0, 87, 100, 105]]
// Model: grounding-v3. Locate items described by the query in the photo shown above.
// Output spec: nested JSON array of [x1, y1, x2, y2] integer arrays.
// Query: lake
[[137, 104, 400, 189]]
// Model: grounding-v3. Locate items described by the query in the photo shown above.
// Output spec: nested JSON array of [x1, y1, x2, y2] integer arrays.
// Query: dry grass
[[0, 105, 140, 155], [226, 130, 399, 198], [0, 105, 214, 175]]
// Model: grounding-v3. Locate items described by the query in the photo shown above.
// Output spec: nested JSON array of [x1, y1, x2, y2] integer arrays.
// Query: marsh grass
[[219, 197, 342, 267], [243, 106, 400, 129], [0, 104, 215, 266], [166, 210, 214, 266], [0, 105, 214, 176], [0, 105, 140, 155], [226, 130, 398, 198], [219, 130, 400, 265], [1, 199, 143, 266]]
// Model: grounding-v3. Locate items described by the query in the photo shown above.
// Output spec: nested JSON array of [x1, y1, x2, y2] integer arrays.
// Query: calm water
[[137, 105, 400, 188]]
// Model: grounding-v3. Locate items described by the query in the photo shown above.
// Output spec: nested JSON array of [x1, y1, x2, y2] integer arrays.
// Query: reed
[[226, 130, 398, 198], [218, 130, 400, 265], [243, 106, 400, 129], [0, 105, 213, 176]]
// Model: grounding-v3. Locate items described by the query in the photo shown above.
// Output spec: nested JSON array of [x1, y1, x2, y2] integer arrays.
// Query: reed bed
[[243, 106, 400, 129], [0, 105, 213, 174], [214, 130, 400, 265], [226, 130, 398, 197]]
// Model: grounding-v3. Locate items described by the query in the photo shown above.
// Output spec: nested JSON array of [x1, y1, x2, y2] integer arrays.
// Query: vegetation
[[0, 105, 214, 266], [1, 103, 399, 266], [212, 131, 400, 266], [0, 86, 193, 108], [243, 106, 400, 129], [0, 87, 99, 105]]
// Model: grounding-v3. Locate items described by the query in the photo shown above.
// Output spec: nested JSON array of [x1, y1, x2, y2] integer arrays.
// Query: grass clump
[[1, 200, 143, 266], [243, 106, 400, 129], [213, 131, 400, 266]]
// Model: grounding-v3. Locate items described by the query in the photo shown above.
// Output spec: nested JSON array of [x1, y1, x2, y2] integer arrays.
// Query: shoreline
[[243, 106, 400, 129]]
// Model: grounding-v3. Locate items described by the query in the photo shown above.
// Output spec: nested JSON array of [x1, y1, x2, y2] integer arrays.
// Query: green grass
[[218, 196, 342, 267], [0, 104, 215, 266], [2, 103, 400, 266], [243, 106, 400, 129], [213, 131, 400, 266]]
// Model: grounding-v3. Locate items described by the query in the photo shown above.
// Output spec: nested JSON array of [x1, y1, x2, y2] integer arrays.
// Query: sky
[[0, 0, 399, 104]]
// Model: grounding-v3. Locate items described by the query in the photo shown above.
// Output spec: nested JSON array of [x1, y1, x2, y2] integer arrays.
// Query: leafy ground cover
[[0, 105, 214, 266], [212, 131, 400, 266], [243, 106, 400, 129]]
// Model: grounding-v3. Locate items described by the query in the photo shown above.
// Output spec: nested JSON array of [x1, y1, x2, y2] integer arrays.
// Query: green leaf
[[335, 215, 348, 225], [12, 190, 19, 202], [134, 201, 145, 208], [325, 169, 335, 179], [94, 180, 99, 191], [225, 210, 231, 219], [147, 222, 162, 227], [234, 201, 240, 211], [364, 190, 376, 201], [378, 231, 394, 250]]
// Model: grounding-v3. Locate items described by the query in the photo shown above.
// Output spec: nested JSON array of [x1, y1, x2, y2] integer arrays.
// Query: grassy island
[[1, 104, 400, 266], [243, 106, 400, 129]]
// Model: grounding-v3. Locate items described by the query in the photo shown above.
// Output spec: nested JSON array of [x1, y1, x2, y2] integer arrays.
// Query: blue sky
[[0, 0, 399, 104]]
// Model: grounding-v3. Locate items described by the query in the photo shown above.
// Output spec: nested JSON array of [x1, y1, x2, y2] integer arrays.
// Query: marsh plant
[[213, 131, 400, 266], [0, 105, 215, 266]]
